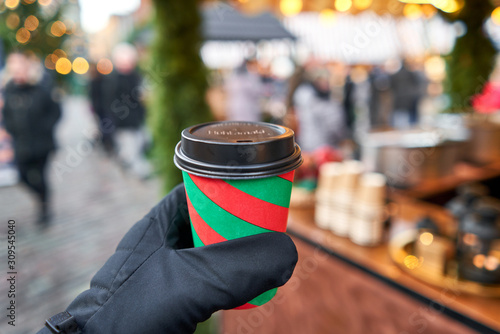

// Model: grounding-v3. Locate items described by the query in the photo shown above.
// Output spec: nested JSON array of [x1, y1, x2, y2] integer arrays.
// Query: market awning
[[201, 3, 296, 41]]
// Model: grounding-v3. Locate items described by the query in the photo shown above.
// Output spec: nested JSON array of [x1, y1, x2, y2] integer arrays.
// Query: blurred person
[[225, 58, 263, 122], [37, 185, 298, 334], [2, 52, 61, 223], [293, 67, 347, 153], [103, 43, 151, 179], [89, 64, 114, 155], [368, 66, 391, 128], [389, 60, 426, 128]]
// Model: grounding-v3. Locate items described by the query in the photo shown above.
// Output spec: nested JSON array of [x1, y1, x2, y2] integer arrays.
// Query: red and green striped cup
[[174, 121, 302, 309]]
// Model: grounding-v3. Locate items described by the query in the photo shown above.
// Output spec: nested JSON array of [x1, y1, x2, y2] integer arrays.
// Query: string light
[[38, 0, 52, 6], [6, 13, 20, 29], [353, 0, 372, 10], [51, 21, 67, 37], [24, 15, 39, 31], [45, 54, 56, 70], [55, 58, 72, 75], [97, 58, 113, 75], [16, 27, 30, 44], [492, 7, 500, 26], [279, 0, 302, 16], [403, 3, 423, 19], [5, 0, 20, 9], [319, 9, 336, 26], [335, 0, 352, 12], [72, 57, 89, 75]]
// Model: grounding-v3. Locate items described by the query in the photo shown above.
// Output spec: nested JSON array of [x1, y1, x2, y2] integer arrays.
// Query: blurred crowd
[[218, 56, 428, 155]]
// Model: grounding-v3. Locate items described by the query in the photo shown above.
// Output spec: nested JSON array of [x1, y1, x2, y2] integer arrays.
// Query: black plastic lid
[[174, 121, 302, 179]]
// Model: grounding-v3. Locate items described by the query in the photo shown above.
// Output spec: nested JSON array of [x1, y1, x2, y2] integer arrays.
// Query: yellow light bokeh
[[38, 0, 52, 6], [421, 4, 437, 17], [433, 0, 463, 13], [45, 54, 56, 70], [16, 27, 30, 44], [6, 0, 20, 9], [6, 13, 20, 30], [492, 7, 500, 26], [424, 56, 446, 81], [51, 21, 67, 37], [484, 256, 499, 271], [353, 0, 372, 10], [280, 0, 302, 17], [56, 58, 72, 75], [72, 57, 89, 75], [419, 232, 434, 246], [24, 15, 39, 31], [319, 9, 336, 26], [97, 58, 113, 75], [403, 255, 420, 270], [403, 4, 422, 19], [335, 0, 352, 12]]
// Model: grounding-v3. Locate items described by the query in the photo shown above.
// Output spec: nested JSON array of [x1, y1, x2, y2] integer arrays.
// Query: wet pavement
[[0, 96, 162, 334]]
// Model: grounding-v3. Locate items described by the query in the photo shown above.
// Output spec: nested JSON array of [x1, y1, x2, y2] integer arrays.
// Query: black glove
[[38, 184, 297, 334]]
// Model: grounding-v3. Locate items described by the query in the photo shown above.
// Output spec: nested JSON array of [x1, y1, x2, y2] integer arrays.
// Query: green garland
[[150, 0, 212, 194], [0, 1, 65, 56], [443, 0, 496, 111]]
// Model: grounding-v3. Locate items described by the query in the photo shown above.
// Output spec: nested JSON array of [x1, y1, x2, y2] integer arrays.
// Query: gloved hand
[[38, 184, 298, 334]]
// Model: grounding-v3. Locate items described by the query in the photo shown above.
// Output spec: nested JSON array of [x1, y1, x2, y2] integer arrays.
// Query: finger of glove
[[173, 232, 298, 324], [152, 183, 193, 249]]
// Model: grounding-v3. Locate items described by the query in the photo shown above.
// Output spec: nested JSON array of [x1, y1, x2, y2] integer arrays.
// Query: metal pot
[[466, 116, 500, 165], [361, 129, 466, 188]]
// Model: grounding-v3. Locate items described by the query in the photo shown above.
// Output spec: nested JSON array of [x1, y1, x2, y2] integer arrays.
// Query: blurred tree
[[442, 0, 496, 111], [0, 0, 66, 57], [150, 0, 212, 194]]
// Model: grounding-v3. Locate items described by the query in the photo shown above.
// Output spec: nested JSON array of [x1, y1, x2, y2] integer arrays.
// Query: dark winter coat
[[101, 70, 145, 129], [2, 81, 61, 162]]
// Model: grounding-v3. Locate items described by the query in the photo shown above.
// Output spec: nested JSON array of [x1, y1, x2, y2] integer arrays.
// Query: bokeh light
[[335, 0, 352, 12], [472, 254, 485, 269], [16, 27, 30, 44], [6, 13, 20, 29], [53, 48, 67, 59], [280, 0, 302, 16], [45, 54, 56, 70], [5, 0, 20, 9], [23, 0, 37, 4], [72, 57, 89, 75], [24, 15, 39, 31], [51, 21, 67, 37], [97, 58, 113, 75], [319, 9, 336, 26], [419, 232, 434, 246], [38, 0, 52, 6], [353, 0, 372, 10], [56, 57, 72, 75], [403, 4, 422, 19], [492, 7, 500, 26], [434, 0, 463, 13], [421, 4, 437, 17], [424, 56, 446, 81], [484, 256, 499, 271], [403, 255, 420, 270]]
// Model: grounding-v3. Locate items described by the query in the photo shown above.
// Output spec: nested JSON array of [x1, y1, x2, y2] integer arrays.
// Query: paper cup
[[174, 121, 303, 309]]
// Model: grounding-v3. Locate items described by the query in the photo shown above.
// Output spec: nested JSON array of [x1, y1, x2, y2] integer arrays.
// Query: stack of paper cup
[[349, 172, 387, 246], [329, 160, 364, 237], [315, 162, 342, 229]]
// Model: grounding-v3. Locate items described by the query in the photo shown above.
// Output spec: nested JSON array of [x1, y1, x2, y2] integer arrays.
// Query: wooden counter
[[222, 203, 500, 334]]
